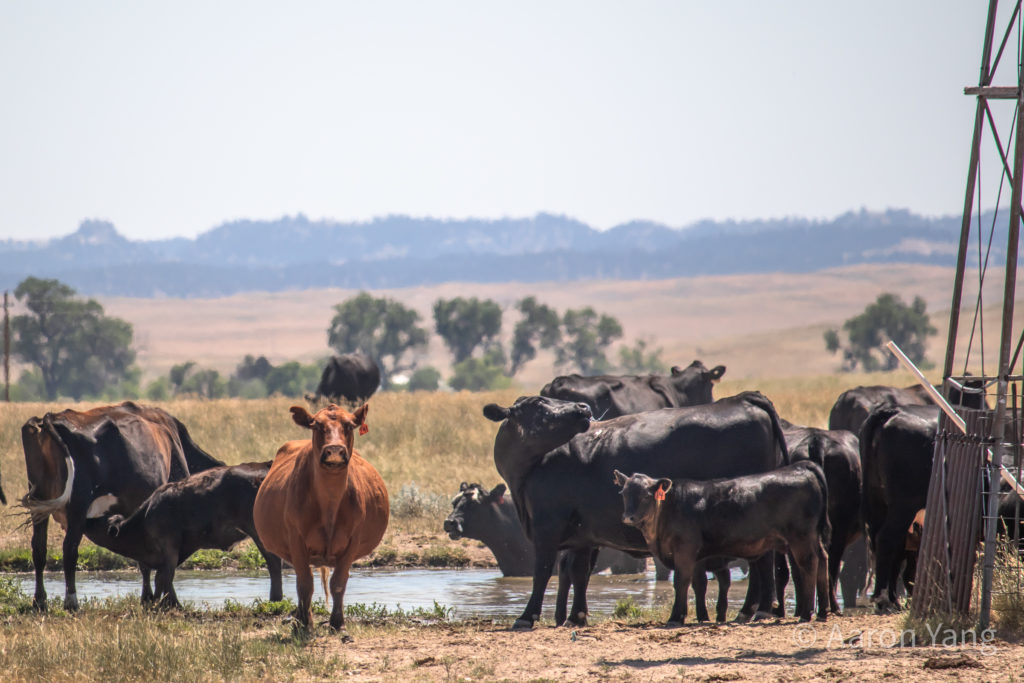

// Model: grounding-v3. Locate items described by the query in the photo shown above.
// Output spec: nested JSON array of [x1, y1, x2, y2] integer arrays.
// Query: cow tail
[[808, 461, 831, 549], [174, 419, 225, 472], [858, 404, 900, 468], [741, 391, 790, 466]]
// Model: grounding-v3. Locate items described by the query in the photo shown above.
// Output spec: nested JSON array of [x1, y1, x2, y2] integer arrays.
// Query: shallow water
[[20, 567, 770, 619]]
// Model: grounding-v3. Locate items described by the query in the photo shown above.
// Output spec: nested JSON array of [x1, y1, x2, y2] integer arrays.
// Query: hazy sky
[[0, 2, 1000, 240]]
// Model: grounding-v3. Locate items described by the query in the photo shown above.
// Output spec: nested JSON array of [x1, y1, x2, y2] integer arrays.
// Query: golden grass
[[0, 372, 934, 556]]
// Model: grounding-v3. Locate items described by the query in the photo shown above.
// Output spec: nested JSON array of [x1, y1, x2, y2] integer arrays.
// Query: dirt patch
[[330, 613, 1020, 681]]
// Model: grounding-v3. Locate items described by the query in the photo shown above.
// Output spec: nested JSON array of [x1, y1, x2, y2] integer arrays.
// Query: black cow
[[443, 482, 647, 577], [781, 421, 862, 614], [307, 352, 380, 403], [614, 462, 829, 625], [829, 381, 987, 434], [860, 402, 939, 612], [91, 461, 283, 607], [20, 402, 223, 610], [483, 391, 788, 629], [540, 360, 725, 419]]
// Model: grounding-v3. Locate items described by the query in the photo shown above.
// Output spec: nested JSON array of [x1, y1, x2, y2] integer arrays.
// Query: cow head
[[443, 482, 508, 540], [289, 402, 368, 469], [483, 396, 592, 452], [614, 470, 672, 528], [669, 360, 726, 405]]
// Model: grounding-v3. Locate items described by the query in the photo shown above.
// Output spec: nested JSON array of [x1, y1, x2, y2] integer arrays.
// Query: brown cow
[[253, 403, 389, 635]]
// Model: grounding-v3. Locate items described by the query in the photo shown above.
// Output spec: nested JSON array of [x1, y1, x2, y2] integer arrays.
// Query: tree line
[[7, 277, 937, 402], [6, 278, 666, 400]]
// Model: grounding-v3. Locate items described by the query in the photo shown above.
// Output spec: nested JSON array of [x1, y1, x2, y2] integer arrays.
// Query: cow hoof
[[64, 594, 79, 612], [32, 597, 47, 612], [752, 610, 775, 622], [733, 611, 753, 624], [513, 618, 535, 631], [816, 614, 828, 622], [339, 633, 354, 643], [665, 620, 684, 628]]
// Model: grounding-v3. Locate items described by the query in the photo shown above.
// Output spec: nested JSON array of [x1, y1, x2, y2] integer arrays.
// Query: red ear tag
[[655, 485, 666, 502], [359, 423, 369, 436]]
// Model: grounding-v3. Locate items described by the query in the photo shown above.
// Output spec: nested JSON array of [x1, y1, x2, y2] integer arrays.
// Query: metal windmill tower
[[911, 0, 1024, 629]]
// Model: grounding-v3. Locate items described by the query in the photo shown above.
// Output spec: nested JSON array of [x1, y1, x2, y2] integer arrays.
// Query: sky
[[0, 1, 1004, 241]]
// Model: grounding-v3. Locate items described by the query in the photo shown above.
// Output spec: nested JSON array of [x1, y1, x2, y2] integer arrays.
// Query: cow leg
[[667, 555, 692, 627], [155, 564, 180, 609], [871, 513, 913, 613], [287, 539, 315, 629], [516, 539, 559, 630], [714, 567, 731, 622], [736, 557, 759, 622], [252, 538, 284, 602], [140, 567, 155, 604], [751, 553, 776, 620], [773, 552, 790, 617], [790, 543, 818, 622], [839, 538, 867, 609], [654, 557, 671, 581], [554, 553, 571, 628], [816, 542, 830, 621], [828, 523, 855, 615], [692, 562, 710, 622], [30, 517, 49, 611], [61, 517, 86, 611], [328, 563, 353, 636], [564, 548, 596, 626]]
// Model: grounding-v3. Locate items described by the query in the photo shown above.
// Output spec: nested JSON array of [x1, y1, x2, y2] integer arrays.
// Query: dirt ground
[[330, 612, 1021, 682]]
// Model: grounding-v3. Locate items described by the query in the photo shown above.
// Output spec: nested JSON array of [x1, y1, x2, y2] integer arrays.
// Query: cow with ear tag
[[614, 462, 830, 626], [254, 403, 388, 637]]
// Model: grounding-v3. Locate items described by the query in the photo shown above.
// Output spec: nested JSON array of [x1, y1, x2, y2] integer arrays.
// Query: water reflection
[[21, 567, 774, 619]]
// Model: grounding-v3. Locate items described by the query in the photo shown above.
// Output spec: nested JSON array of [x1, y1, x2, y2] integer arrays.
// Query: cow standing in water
[[20, 402, 223, 610], [254, 403, 388, 636]]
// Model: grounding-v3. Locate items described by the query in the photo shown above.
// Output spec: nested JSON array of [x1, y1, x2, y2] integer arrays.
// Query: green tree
[[11, 277, 137, 400], [327, 292, 428, 388], [509, 297, 562, 375], [407, 366, 441, 392], [556, 307, 624, 375], [449, 349, 512, 392], [433, 297, 503, 363], [618, 338, 665, 374], [825, 292, 937, 371]]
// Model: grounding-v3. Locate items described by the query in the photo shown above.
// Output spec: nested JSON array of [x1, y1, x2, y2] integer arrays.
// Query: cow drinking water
[[614, 462, 830, 626]]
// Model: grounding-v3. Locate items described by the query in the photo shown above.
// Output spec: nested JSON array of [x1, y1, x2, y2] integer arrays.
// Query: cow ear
[[653, 478, 673, 494], [483, 404, 510, 422], [488, 483, 507, 501], [608, 380, 624, 390], [460, 482, 470, 492], [613, 469, 628, 487], [353, 403, 369, 426], [670, 366, 683, 376], [290, 406, 315, 429], [708, 365, 726, 381]]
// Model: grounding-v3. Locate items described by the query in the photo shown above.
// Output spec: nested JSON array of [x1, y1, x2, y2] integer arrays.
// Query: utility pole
[[3, 291, 9, 402]]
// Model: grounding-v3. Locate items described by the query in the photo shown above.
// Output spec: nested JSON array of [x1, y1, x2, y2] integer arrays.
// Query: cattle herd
[[7, 358, 1009, 640]]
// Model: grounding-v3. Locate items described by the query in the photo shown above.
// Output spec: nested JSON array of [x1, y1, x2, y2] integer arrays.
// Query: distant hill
[[0, 209, 978, 297]]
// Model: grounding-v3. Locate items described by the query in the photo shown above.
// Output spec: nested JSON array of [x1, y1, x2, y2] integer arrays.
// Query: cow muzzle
[[443, 518, 463, 539], [319, 445, 350, 468]]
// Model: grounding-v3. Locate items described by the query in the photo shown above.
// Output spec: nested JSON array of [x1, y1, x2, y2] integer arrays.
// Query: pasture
[[3, 374, 1022, 681]]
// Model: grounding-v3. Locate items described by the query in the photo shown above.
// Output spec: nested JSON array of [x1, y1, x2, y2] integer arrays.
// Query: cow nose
[[578, 403, 592, 416], [443, 518, 462, 538], [320, 444, 349, 466]]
